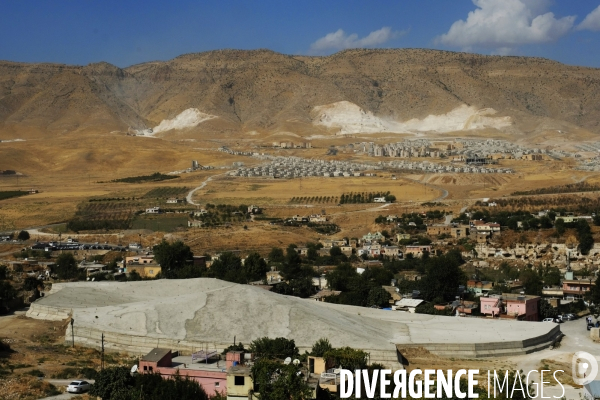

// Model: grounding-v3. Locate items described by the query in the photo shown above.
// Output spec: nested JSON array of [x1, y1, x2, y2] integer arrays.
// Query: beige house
[[226, 365, 257, 400], [397, 233, 411, 242], [405, 245, 431, 257], [127, 264, 161, 278], [427, 225, 451, 236]]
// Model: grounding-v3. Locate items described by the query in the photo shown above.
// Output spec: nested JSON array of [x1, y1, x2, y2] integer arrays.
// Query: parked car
[[563, 313, 576, 321], [66, 380, 90, 393], [543, 318, 557, 323]]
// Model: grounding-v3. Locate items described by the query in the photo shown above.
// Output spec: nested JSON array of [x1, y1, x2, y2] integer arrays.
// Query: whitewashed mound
[[151, 108, 217, 135], [311, 101, 512, 135], [28, 278, 557, 355]]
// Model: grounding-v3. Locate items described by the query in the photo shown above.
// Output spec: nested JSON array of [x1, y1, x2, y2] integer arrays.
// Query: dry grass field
[[1, 129, 598, 250]]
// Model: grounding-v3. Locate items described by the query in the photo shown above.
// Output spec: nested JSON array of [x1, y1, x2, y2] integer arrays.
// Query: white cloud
[[437, 0, 575, 51], [577, 5, 600, 31], [309, 27, 405, 53]]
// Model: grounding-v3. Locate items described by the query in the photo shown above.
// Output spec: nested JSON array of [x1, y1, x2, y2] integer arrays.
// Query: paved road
[[510, 318, 599, 399]]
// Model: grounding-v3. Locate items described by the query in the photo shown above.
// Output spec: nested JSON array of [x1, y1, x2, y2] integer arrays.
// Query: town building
[[467, 280, 494, 297], [381, 245, 401, 258], [427, 225, 451, 236], [396, 233, 411, 242], [404, 245, 432, 257], [362, 232, 384, 244], [449, 225, 469, 239], [562, 279, 596, 300], [480, 294, 540, 321]]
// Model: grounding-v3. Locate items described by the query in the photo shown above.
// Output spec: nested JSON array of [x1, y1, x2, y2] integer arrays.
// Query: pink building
[[138, 348, 245, 397], [480, 293, 540, 321]]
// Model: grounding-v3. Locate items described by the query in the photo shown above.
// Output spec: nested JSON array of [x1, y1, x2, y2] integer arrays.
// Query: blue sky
[[1, 0, 600, 68]]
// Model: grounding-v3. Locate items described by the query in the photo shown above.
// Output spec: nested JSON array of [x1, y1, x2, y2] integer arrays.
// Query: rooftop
[[171, 355, 226, 372], [142, 348, 171, 363]]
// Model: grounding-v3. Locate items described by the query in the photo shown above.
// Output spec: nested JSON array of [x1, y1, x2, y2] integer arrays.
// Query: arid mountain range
[[1, 48, 600, 140]]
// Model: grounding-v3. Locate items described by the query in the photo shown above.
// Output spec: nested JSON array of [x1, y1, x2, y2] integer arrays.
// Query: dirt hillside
[[1, 49, 599, 139]]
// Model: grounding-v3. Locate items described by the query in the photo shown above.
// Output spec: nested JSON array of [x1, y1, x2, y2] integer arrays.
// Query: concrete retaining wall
[[64, 325, 404, 369], [27, 302, 559, 364], [397, 325, 561, 358], [26, 303, 71, 321]]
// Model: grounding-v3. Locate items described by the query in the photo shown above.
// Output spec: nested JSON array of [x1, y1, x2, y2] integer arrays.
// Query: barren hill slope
[[1, 49, 600, 138]]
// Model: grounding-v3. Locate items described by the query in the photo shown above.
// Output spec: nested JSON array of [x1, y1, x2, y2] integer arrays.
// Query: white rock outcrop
[[312, 101, 512, 135], [151, 108, 217, 134]]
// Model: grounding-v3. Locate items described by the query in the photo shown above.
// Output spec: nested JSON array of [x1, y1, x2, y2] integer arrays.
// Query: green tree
[[17, 230, 30, 241], [554, 218, 565, 236], [418, 251, 466, 302], [22, 276, 43, 291], [586, 274, 600, 311], [251, 359, 311, 400], [539, 216, 553, 229], [268, 247, 284, 263], [311, 338, 332, 357], [280, 246, 302, 280], [519, 268, 543, 296], [209, 252, 243, 282], [153, 240, 193, 273], [54, 253, 78, 280], [90, 366, 133, 399], [323, 347, 368, 370], [91, 366, 209, 400], [249, 337, 299, 359], [0, 265, 7, 280], [128, 270, 142, 281], [306, 244, 319, 261], [287, 272, 316, 298], [579, 233, 594, 255], [366, 286, 391, 308], [539, 299, 558, 320], [0, 281, 17, 305], [542, 267, 561, 287], [243, 252, 269, 283], [329, 246, 342, 258], [327, 263, 357, 292]]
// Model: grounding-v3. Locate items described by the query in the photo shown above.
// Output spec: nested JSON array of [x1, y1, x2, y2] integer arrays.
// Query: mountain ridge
[[1, 48, 599, 139]]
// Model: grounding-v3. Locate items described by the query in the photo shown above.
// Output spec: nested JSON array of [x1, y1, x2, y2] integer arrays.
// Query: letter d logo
[[572, 351, 599, 386]]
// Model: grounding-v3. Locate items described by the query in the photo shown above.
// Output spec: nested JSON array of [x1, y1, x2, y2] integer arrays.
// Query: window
[[149, 366, 153, 372], [234, 376, 245, 386], [215, 382, 220, 388], [149, 270, 154, 275], [143, 366, 147, 371]]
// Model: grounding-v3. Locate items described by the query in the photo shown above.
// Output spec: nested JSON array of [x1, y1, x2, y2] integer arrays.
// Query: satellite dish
[[130, 365, 138, 376], [293, 359, 300, 366], [284, 357, 292, 365]]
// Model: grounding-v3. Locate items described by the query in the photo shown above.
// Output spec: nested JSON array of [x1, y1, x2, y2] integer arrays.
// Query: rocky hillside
[[1, 48, 599, 138]]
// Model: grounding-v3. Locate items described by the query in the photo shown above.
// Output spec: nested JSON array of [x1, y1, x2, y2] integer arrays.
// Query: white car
[[542, 318, 557, 323], [66, 380, 91, 393]]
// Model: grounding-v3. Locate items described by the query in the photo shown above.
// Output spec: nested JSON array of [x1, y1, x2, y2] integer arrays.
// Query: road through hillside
[[186, 173, 225, 205]]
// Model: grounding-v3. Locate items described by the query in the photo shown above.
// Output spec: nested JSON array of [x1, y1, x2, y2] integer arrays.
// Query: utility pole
[[101, 333, 105, 370], [70, 318, 75, 348]]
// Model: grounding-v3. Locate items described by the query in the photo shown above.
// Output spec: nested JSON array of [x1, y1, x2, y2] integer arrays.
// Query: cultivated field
[[194, 176, 441, 205]]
